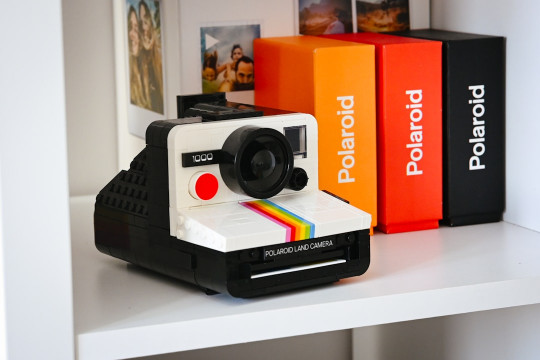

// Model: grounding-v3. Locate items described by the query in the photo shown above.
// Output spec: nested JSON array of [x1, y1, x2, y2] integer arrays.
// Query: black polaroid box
[[94, 94, 371, 298], [396, 29, 505, 226]]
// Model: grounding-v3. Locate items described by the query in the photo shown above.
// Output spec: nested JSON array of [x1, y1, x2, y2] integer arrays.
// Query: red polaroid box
[[323, 33, 442, 233], [254, 36, 377, 233]]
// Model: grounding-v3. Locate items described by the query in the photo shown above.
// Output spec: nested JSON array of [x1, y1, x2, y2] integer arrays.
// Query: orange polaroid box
[[254, 36, 377, 233], [323, 33, 442, 233]]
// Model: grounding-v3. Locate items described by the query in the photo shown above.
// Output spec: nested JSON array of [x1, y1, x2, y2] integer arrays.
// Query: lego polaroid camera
[[94, 94, 371, 298]]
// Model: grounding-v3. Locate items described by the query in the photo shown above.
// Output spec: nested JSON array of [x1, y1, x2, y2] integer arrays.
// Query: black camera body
[[94, 95, 371, 297]]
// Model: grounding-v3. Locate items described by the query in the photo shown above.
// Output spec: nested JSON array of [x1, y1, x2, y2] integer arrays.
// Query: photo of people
[[126, 0, 164, 114], [200, 24, 260, 93], [298, 0, 353, 35], [356, 0, 410, 32]]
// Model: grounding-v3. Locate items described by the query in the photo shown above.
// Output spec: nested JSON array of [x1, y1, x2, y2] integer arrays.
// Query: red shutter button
[[189, 172, 219, 200]]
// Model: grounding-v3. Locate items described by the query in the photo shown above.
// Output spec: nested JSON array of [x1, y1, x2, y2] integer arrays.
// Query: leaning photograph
[[126, 0, 164, 114]]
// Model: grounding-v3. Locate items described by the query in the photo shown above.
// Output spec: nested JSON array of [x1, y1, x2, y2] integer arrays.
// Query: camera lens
[[220, 126, 294, 199], [248, 149, 276, 179]]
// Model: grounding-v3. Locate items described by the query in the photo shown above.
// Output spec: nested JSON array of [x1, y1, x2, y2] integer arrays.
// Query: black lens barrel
[[220, 126, 295, 199]]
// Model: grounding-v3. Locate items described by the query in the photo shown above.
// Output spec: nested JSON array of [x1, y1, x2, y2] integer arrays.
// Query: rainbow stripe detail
[[241, 199, 315, 242]]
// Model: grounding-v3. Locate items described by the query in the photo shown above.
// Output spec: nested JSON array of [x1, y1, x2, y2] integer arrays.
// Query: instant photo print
[[94, 94, 371, 298]]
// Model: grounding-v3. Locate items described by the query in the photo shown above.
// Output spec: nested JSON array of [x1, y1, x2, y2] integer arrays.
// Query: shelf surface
[[72, 196, 540, 360]]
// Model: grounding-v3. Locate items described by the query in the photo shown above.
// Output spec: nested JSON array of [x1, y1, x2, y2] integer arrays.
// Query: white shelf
[[71, 196, 540, 360]]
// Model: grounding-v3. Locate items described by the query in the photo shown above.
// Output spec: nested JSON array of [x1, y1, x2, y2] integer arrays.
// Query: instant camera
[[94, 94, 371, 298]]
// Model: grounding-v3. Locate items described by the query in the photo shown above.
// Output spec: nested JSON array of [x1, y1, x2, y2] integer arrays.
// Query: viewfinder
[[284, 125, 307, 158]]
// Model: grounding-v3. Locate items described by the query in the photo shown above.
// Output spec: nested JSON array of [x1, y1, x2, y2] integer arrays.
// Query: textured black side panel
[[95, 149, 149, 258], [94, 141, 198, 286], [95, 149, 149, 221]]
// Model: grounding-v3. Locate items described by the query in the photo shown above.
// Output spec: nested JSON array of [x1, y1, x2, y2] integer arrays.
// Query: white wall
[[63, 0, 119, 195], [431, 0, 540, 232], [0, 0, 74, 358], [0, 161, 6, 360]]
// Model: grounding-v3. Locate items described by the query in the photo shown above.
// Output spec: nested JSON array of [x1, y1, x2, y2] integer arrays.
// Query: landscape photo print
[[356, 0, 410, 32], [298, 0, 353, 35]]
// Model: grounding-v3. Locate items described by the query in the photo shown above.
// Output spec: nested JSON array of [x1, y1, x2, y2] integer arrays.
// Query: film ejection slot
[[251, 259, 346, 279]]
